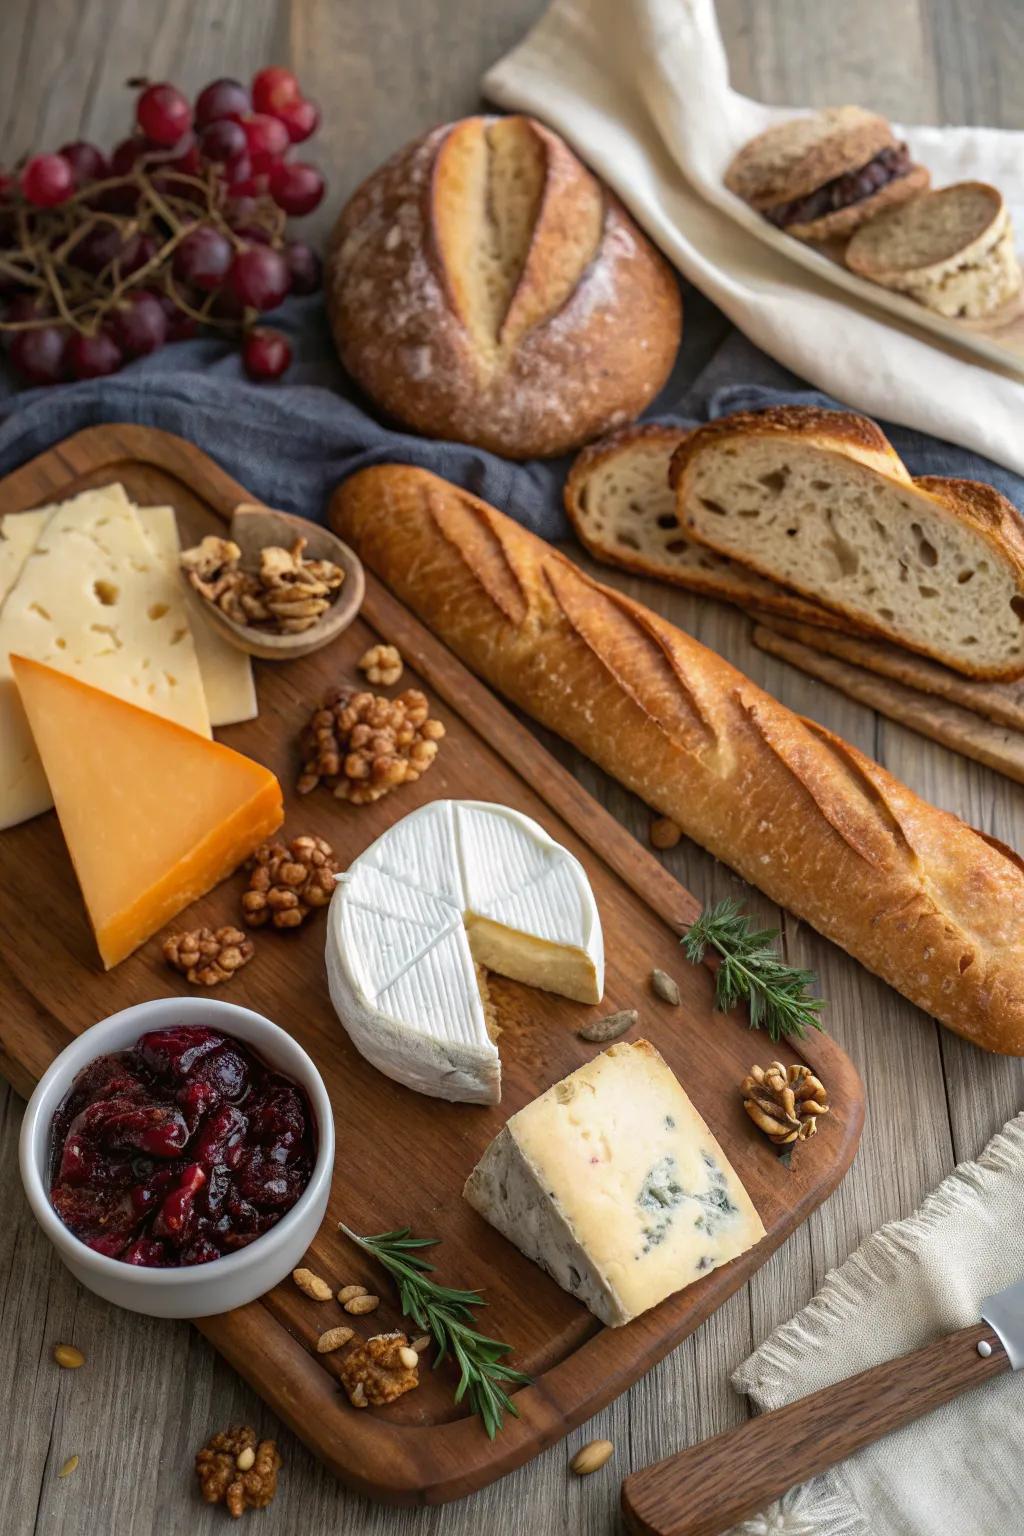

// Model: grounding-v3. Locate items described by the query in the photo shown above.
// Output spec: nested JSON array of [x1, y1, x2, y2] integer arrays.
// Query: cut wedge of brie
[[325, 800, 604, 1103]]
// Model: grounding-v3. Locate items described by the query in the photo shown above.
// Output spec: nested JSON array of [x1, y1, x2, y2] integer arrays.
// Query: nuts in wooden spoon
[[182, 531, 345, 635]]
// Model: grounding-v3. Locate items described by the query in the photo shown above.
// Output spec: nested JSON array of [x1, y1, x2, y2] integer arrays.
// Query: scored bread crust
[[786, 162, 930, 242], [333, 464, 1024, 1056], [670, 407, 1024, 680], [325, 116, 682, 460], [724, 107, 896, 208], [564, 423, 848, 627]]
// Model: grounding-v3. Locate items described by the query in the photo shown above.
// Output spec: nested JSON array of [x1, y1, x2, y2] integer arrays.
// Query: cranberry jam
[[49, 1026, 316, 1267]]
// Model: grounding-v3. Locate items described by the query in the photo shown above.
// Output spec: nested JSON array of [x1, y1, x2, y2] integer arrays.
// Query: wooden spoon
[[183, 502, 365, 662]]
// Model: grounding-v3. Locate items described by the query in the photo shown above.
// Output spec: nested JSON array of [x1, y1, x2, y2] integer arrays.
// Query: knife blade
[[982, 1275, 1024, 1369]]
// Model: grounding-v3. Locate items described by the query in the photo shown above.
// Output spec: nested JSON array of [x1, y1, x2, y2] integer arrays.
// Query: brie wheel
[[325, 800, 604, 1103]]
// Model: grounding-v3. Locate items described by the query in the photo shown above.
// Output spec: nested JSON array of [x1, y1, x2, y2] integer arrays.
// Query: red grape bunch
[[0, 67, 326, 384]]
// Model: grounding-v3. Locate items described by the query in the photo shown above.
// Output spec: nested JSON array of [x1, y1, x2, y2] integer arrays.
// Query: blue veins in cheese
[[463, 1039, 766, 1326], [325, 799, 605, 1104]]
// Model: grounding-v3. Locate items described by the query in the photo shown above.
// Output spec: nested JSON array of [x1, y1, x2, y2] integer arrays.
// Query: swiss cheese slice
[[0, 500, 257, 732], [464, 1040, 766, 1326], [0, 508, 49, 596], [0, 485, 212, 829], [326, 800, 604, 1103], [11, 655, 283, 969], [138, 504, 257, 727]]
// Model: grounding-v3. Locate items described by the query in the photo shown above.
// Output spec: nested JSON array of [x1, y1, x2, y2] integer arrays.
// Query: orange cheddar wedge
[[11, 655, 283, 969]]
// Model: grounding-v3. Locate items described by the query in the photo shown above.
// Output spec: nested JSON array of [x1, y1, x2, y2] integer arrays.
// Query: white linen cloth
[[725, 1115, 1024, 1536], [483, 0, 1024, 480]]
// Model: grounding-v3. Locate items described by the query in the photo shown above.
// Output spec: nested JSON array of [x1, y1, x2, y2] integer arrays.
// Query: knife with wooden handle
[[620, 1277, 1024, 1536]]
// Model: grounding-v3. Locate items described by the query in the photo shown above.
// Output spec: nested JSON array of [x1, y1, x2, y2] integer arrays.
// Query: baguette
[[564, 424, 845, 627], [671, 407, 1024, 680], [333, 464, 1024, 1057]]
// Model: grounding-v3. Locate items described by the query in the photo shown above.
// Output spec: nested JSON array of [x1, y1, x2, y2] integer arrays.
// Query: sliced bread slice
[[671, 406, 1024, 680], [845, 182, 1022, 319], [564, 424, 845, 627]]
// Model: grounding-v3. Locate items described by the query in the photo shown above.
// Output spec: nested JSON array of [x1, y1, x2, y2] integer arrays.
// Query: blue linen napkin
[[2, 288, 1023, 535]]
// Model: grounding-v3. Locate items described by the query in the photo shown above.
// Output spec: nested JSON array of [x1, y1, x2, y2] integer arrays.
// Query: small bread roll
[[724, 106, 929, 242]]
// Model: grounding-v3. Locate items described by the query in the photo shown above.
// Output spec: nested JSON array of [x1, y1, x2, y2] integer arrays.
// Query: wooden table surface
[[1, 2, 1021, 1532]]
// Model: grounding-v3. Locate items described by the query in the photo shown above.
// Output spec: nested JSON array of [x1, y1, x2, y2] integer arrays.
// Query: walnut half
[[742, 1061, 829, 1145], [338, 1331, 420, 1408], [195, 1425, 281, 1518]]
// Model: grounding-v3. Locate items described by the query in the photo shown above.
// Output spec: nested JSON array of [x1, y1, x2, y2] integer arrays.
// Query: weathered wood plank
[[2, 0, 1021, 1532]]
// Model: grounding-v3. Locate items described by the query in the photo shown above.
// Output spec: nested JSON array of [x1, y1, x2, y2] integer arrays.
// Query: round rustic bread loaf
[[325, 115, 682, 459]]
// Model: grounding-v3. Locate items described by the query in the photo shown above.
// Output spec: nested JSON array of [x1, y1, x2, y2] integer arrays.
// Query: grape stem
[[0, 157, 288, 340]]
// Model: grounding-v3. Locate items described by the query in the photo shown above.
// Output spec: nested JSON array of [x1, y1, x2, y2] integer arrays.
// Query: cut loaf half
[[671, 407, 1024, 680], [564, 425, 844, 627]]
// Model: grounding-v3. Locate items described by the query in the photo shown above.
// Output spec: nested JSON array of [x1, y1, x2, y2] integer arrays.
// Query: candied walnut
[[163, 926, 255, 987], [195, 1425, 281, 1518], [243, 835, 340, 930], [742, 1061, 830, 1145], [338, 1331, 420, 1408], [296, 687, 445, 805], [358, 643, 404, 687]]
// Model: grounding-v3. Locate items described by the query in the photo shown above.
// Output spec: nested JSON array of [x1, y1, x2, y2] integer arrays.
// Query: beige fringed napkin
[[484, 0, 1024, 480], [726, 1115, 1024, 1535]]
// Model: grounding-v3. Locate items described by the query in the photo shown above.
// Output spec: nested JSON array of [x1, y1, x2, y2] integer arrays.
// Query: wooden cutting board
[[0, 425, 864, 1505]]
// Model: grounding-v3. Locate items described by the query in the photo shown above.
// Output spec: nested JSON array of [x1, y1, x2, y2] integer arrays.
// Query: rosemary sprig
[[339, 1223, 531, 1438], [682, 898, 824, 1041]]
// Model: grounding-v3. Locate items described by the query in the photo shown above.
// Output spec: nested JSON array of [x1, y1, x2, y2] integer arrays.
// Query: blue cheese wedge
[[325, 800, 604, 1103], [463, 1040, 766, 1325]]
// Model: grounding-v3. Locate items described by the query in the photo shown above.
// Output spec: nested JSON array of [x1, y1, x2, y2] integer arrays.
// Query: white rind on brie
[[464, 1040, 766, 1325], [325, 800, 604, 1103]]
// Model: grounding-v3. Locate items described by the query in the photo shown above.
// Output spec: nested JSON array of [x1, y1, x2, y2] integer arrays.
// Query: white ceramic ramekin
[[19, 996, 335, 1319]]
